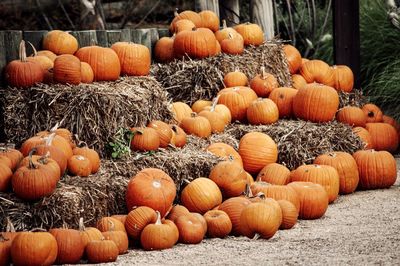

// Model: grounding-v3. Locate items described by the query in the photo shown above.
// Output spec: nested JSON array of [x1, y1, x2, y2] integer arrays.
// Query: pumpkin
[[192, 100, 212, 113], [5, 40, 44, 87], [287, 182, 329, 219], [292, 74, 307, 90], [0, 163, 12, 192], [299, 59, 335, 86], [199, 10, 220, 32], [383, 115, 400, 132], [181, 177, 222, 214], [292, 83, 339, 122], [245, 172, 254, 185], [277, 200, 298, 229], [173, 27, 217, 59], [353, 127, 373, 149], [202, 104, 232, 124], [140, 211, 178, 250], [18, 153, 61, 182], [53, 54, 81, 84], [166, 204, 190, 222], [240, 202, 281, 239], [79, 218, 103, 247], [169, 10, 203, 33], [218, 197, 251, 236], [110, 215, 127, 225], [0, 156, 12, 170], [73, 146, 100, 174], [68, 155, 92, 177], [80, 62, 94, 83], [101, 222, 129, 255], [362, 103, 383, 123], [314, 152, 360, 195], [366, 123, 399, 152], [27, 44, 54, 71], [180, 113, 212, 138], [85, 239, 119, 263], [217, 86, 257, 121], [332, 65, 354, 92], [0, 233, 12, 266], [290, 164, 340, 203], [206, 142, 243, 167], [353, 149, 397, 190], [52, 127, 76, 149], [221, 33, 244, 55], [268, 87, 298, 118], [209, 160, 247, 198], [147, 120, 173, 148], [20, 134, 73, 158], [43, 30, 78, 55], [37, 50, 57, 62], [154, 36, 175, 63], [215, 20, 243, 43], [34, 135, 68, 174], [111, 42, 150, 76], [11, 231, 58, 266], [0, 147, 23, 171], [191, 212, 208, 235], [171, 102, 192, 124], [75, 46, 121, 81], [283, 44, 302, 74], [198, 109, 226, 133], [174, 19, 196, 33], [130, 127, 160, 152], [97, 217, 126, 232], [125, 206, 157, 240], [251, 185, 300, 211], [223, 70, 248, 87], [204, 210, 232, 238], [238, 132, 278, 174], [49, 228, 84, 264], [246, 98, 279, 125], [170, 125, 187, 148], [175, 213, 205, 244], [249, 70, 278, 97], [233, 23, 264, 46], [126, 168, 176, 217], [249, 181, 270, 197], [336, 106, 367, 127]]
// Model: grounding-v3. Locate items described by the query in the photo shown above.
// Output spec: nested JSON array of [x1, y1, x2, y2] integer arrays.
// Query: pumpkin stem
[[27, 41, 38, 56], [107, 220, 115, 232], [28, 148, 38, 169], [79, 217, 86, 231], [367, 111, 374, 118], [37, 151, 50, 165], [328, 152, 337, 157], [30, 227, 47, 232], [211, 95, 220, 112], [50, 121, 61, 132], [261, 66, 266, 78], [155, 211, 162, 225], [252, 233, 261, 240], [243, 183, 253, 198], [190, 112, 197, 118], [222, 20, 227, 29], [174, 8, 179, 18], [0, 233, 9, 242], [6, 217, 15, 233], [45, 133, 56, 146], [19, 40, 27, 62]]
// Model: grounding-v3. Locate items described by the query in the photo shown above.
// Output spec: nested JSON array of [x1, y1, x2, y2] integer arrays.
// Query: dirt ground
[[104, 158, 400, 265]]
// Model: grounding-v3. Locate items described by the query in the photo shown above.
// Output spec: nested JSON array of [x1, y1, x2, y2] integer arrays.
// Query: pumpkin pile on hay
[[0, 76, 173, 156], [0, 136, 221, 231], [151, 41, 292, 104]]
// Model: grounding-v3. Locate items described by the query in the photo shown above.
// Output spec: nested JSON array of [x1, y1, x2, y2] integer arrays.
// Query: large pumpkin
[[126, 168, 176, 217], [332, 65, 354, 92], [209, 160, 247, 198], [336, 106, 367, 127], [75, 46, 121, 81], [365, 123, 399, 152], [268, 87, 298, 118], [43, 30, 78, 55], [292, 83, 339, 122], [53, 54, 81, 85], [362, 103, 383, 123], [233, 23, 264, 46], [246, 98, 279, 125], [238, 132, 278, 174], [283, 45, 302, 74], [353, 127, 373, 149], [49, 228, 84, 264], [111, 42, 150, 76], [256, 163, 291, 185], [125, 206, 157, 240], [299, 59, 335, 86], [130, 127, 160, 152], [173, 28, 217, 59], [353, 149, 397, 190]]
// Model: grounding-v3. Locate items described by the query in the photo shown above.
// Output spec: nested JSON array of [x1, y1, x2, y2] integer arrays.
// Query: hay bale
[[152, 41, 292, 104], [1, 76, 173, 156], [339, 90, 368, 108]]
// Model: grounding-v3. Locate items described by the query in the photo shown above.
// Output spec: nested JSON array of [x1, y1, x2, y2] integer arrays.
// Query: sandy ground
[[102, 158, 400, 266]]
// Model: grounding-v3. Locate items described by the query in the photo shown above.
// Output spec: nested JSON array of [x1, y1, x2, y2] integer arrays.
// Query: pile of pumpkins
[[0, 127, 100, 200]]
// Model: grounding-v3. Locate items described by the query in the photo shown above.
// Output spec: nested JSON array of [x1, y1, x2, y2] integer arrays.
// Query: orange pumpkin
[[85, 239, 119, 263], [111, 42, 150, 76], [223, 70, 248, 87], [170, 125, 187, 148], [171, 102, 192, 124], [218, 197, 251, 236], [215, 20, 243, 43], [102, 229, 129, 255], [0, 163, 12, 192], [34, 136, 68, 174], [268, 87, 298, 118], [78, 218, 103, 248], [191, 100, 212, 113], [220, 33, 244, 55], [169, 10, 202, 33], [43, 30, 78, 55], [37, 50, 57, 62], [250, 184, 300, 211], [0, 147, 23, 171], [206, 142, 243, 167], [147, 120, 173, 148], [218, 86, 257, 121], [53, 54, 81, 84], [27, 45, 54, 71], [277, 200, 298, 229], [256, 163, 291, 185], [233, 23, 264, 46], [291, 74, 307, 90], [249, 70, 278, 97], [72, 146, 100, 174], [209, 160, 247, 198], [125, 206, 157, 240], [336, 106, 367, 127], [246, 98, 279, 125], [199, 10, 220, 32], [49, 228, 85, 264], [332, 65, 354, 92], [180, 113, 212, 138], [154, 36, 175, 63], [130, 127, 160, 152], [174, 19, 196, 33], [67, 155, 92, 177], [20, 134, 73, 158], [204, 210, 232, 238], [173, 28, 217, 59], [80, 62, 94, 83], [175, 213, 205, 244], [382, 115, 400, 132], [353, 127, 373, 149], [299, 59, 335, 86], [202, 104, 232, 124], [198, 109, 226, 133], [166, 204, 190, 223], [283, 45, 302, 74], [362, 103, 383, 123], [96, 217, 126, 233], [365, 123, 399, 152]]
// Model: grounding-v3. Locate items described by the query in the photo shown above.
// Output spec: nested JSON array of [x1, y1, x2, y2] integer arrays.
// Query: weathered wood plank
[[0, 32, 7, 86], [157, 29, 170, 39], [96, 30, 108, 47], [23, 31, 48, 55], [120, 29, 132, 42], [220, 0, 240, 25], [107, 30, 122, 47], [195, 0, 220, 15], [250, 0, 274, 40], [71, 30, 98, 48], [4, 31, 23, 63]]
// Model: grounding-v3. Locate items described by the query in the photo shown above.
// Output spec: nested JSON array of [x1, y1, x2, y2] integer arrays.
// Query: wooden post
[[250, 0, 274, 40], [107, 30, 122, 47], [333, 0, 360, 89], [4, 31, 23, 63], [23, 31, 48, 55], [96, 30, 108, 47], [120, 29, 131, 42], [71, 30, 98, 48], [0, 32, 7, 86], [157, 29, 170, 39], [195, 0, 220, 15], [219, 0, 240, 25]]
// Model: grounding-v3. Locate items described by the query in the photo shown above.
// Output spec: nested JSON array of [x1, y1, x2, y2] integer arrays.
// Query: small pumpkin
[[147, 120, 173, 148], [0, 163, 12, 192], [0, 233, 12, 266], [292, 74, 307, 90], [299, 59, 335, 86], [37, 50, 57, 62], [204, 210, 232, 238], [0, 147, 23, 171], [353, 127, 373, 149], [171, 102, 192, 124], [283, 44, 302, 74], [191, 100, 212, 113], [175, 213, 205, 244], [268, 87, 298, 118], [19, 152, 61, 181], [79, 218, 103, 248], [85, 239, 119, 264], [49, 228, 85, 264], [80, 62, 94, 83], [233, 23, 264, 46], [199, 10, 220, 32], [191, 212, 208, 235], [220, 33, 244, 55], [336, 106, 367, 127], [173, 27, 217, 59], [180, 113, 212, 138], [217, 86, 257, 121], [27, 44, 54, 71], [366, 123, 399, 152], [43, 30, 78, 55], [73, 146, 100, 174], [34, 134, 68, 174], [97, 217, 126, 233], [215, 20, 243, 43], [111, 42, 150, 76], [154, 36, 175, 63], [166, 204, 190, 222], [246, 98, 279, 125], [101, 221, 129, 254], [198, 109, 227, 133], [382, 115, 400, 132], [218, 197, 251, 236], [202, 104, 232, 124], [277, 200, 298, 229], [332, 65, 354, 92], [174, 19, 196, 33], [362, 103, 383, 123], [20, 134, 73, 158], [169, 10, 203, 33], [206, 142, 243, 167], [130, 127, 160, 152], [251, 184, 300, 211], [53, 54, 81, 84], [68, 155, 92, 177], [223, 70, 248, 87], [170, 125, 187, 148], [249, 69, 278, 98], [125, 206, 157, 240]]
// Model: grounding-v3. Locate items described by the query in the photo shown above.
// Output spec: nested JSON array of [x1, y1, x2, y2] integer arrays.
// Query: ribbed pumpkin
[[174, 19, 196, 33], [238, 132, 278, 174], [170, 125, 187, 148], [382, 115, 400, 132], [240, 202, 281, 239], [111, 42, 150, 76], [80, 62, 94, 83], [191, 100, 212, 113], [85, 239, 119, 264], [202, 104, 232, 124], [353, 127, 373, 149], [223, 70, 248, 87], [209, 160, 247, 198], [166, 204, 190, 222], [215, 20, 243, 43], [290, 164, 340, 203], [336, 106, 367, 127], [175, 213, 205, 244], [251, 185, 300, 211], [5, 40, 44, 87], [249, 70, 278, 97], [218, 197, 251, 236], [0, 147, 23, 171], [199, 10, 220, 32], [97, 217, 126, 233], [233, 23, 264, 46], [68, 155, 92, 177], [314, 152, 360, 194], [292, 74, 307, 90], [130, 127, 160, 152], [147, 120, 173, 148], [218, 86, 257, 121], [20, 134, 73, 158], [299, 59, 335, 86], [19, 153, 61, 181], [293, 83, 339, 122], [49, 228, 84, 264], [332, 65, 354, 92], [171, 102, 192, 124], [353, 149, 397, 190], [126, 168, 176, 217], [206, 142, 243, 167], [287, 182, 329, 219], [283, 44, 302, 74], [37, 50, 57, 62], [0, 233, 12, 266], [268, 87, 298, 118], [204, 210, 232, 238], [0, 161, 12, 192], [169, 10, 203, 33], [221, 33, 244, 55], [362, 103, 383, 123], [75, 46, 121, 81], [180, 113, 212, 138], [277, 200, 298, 229], [73, 146, 100, 174], [34, 135, 68, 174], [198, 109, 227, 133], [125, 206, 157, 240], [78, 218, 103, 248], [154, 36, 175, 63], [27, 45, 54, 71], [173, 28, 217, 59], [0, 156, 12, 170], [43, 30, 78, 55], [365, 123, 399, 152], [53, 54, 81, 84], [246, 98, 279, 125], [256, 163, 291, 185], [181, 177, 222, 214], [102, 229, 129, 255]]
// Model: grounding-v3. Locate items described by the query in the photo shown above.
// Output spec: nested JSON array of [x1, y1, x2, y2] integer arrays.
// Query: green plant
[[106, 128, 134, 159]]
